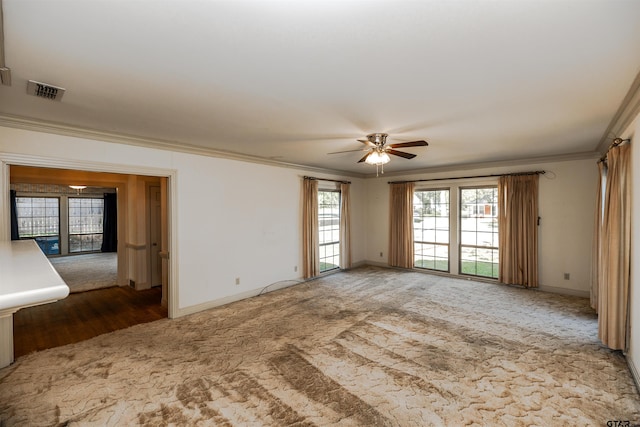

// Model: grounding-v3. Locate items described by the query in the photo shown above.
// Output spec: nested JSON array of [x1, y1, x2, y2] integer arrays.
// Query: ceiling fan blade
[[327, 148, 369, 154], [388, 140, 428, 148], [387, 149, 417, 159], [357, 139, 375, 146], [358, 152, 371, 163]]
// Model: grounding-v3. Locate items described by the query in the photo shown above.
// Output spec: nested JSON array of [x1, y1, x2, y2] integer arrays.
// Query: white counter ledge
[[0, 240, 69, 368]]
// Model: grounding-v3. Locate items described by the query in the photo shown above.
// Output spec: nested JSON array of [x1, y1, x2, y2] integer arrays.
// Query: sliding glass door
[[410, 183, 499, 279], [459, 187, 499, 279]]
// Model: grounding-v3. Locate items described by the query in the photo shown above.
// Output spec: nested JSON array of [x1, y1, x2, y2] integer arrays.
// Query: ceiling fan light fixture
[[365, 150, 390, 165]]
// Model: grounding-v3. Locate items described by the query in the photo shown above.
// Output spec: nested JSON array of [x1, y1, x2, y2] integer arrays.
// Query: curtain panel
[[591, 162, 605, 311], [598, 143, 631, 351], [10, 190, 19, 240], [498, 174, 539, 288], [101, 193, 118, 252], [302, 178, 319, 279], [389, 182, 414, 269], [339, 182, 352, 269]]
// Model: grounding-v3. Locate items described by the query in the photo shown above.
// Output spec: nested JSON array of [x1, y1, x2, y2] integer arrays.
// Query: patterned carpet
[[1, 266, 639, 425], [49, 252, 117, 293]]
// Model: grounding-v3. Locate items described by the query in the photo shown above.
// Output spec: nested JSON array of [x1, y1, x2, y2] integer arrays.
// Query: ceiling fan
[[329, 133, 428, 175]]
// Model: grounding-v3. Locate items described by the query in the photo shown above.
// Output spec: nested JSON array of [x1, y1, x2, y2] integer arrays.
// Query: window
[[460, 187, 499, 278], [68, 198, 104, 253], [15, 197, 61, 255], [318, 190, 340, 272], [414, 189, 449, 272]]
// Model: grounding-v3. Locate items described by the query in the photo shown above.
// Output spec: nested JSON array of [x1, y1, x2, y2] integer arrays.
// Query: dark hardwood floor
[[13, 286, 167, 358]]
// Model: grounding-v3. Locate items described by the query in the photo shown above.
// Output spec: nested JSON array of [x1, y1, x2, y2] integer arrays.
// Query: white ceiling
[[1, 0, 640, 176]]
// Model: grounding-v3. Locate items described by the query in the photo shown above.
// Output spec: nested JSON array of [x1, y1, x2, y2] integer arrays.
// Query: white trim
[[368, 151, 600, 179], [0, 153, 180, 319], [597, 67, 640, 154], [628, 356, 640, 394], [0, 113, 366, 178], [362, 261, 591, 297], [0, 113, 602, 180], [351, 259, 374, 268], [167, 172, 178, 318], [0, 159, 8, 242], [174, 279, 304, 318], [0, 152, 172, 177], [537, 284, 590, 298]]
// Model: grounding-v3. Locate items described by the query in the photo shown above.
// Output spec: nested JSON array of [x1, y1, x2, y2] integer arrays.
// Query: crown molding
[[0, 113, 602, 181], [597, 67, 640, 153], [0, 113, 366, 179], [363, 151, 600, 179]]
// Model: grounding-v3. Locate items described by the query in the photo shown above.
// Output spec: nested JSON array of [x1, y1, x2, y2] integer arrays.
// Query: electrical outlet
[[380, 252, 383, 257], [294, 266, 298, 272], [235, 277, 240, 285], [564, 273, 570, 280]]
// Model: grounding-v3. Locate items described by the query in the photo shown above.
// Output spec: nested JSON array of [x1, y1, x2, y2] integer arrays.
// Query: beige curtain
[[598, 143, 631, 351], [302, 178, 319, 279], [389, 182, 414, 268], [339, 182, 352, 269], [591, 161, 605, 311], [498, 174, 539, 288]]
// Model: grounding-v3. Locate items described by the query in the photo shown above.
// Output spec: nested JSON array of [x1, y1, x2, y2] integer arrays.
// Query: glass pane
[[476, 231, 494, 247], [435, 229, 449, 244], [415, 242, 449, 272], [69, 235, 82, 253], [319, 190, 341, 272], [93, 235, 103, 251]]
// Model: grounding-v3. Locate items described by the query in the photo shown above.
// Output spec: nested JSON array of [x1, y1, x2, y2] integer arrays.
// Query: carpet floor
[[1, 266, 638, 426], [49, 252, 117, 293]]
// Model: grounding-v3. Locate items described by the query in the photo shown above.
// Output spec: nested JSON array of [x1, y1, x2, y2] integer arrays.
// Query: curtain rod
[[388, 170, 545, 184], [599, 137, 630, 163], [304, 176, 351, 184]]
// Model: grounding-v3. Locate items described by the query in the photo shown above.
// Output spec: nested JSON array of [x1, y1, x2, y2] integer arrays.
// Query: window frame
[[68, 196, 105, 254], [458, 185, 499, 279], [318, 189, 341, 273], [413, 187, 451, 273], [15, 195, 61, 255], [14, 192, 108, 257]]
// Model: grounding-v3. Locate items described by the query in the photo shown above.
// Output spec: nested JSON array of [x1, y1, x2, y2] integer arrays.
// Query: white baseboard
[[173, 263, 590, 319], [537, 284, 590, 298], [360, 261, 591, 298], [174, 279, 305, 318], [628, 355, 640, 394], [357, 260, 387, 268]]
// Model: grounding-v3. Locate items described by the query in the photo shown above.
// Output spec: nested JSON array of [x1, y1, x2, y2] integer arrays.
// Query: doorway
[[6, 162, 174, 356]]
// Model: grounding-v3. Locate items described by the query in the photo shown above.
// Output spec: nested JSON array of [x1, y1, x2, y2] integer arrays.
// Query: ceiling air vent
[[27, 80, 65, 101]]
